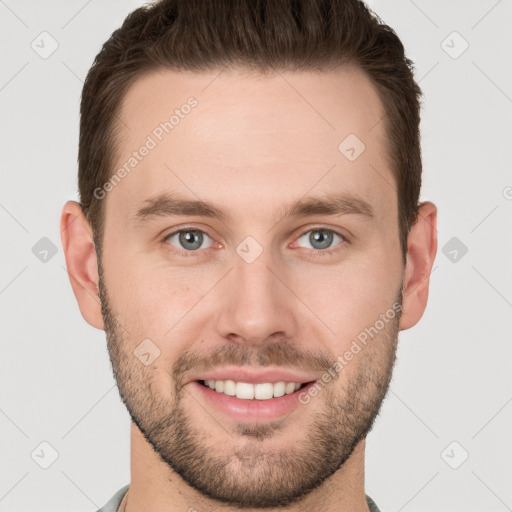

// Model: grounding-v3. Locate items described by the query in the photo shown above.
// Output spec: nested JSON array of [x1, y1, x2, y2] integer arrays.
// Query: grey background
[[1, 0, 511, 510]]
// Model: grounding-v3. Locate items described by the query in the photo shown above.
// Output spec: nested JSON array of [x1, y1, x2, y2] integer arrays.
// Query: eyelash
[[161, 225, 348, 259]]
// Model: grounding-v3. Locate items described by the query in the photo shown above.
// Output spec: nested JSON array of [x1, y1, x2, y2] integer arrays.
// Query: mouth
[[198, 379, 310, 400], [190, 379, 317, 422]]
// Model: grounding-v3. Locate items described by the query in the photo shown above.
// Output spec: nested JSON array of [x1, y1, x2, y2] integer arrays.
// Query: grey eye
[[166, 229, 212, 251], [296, 229, 343, 251]]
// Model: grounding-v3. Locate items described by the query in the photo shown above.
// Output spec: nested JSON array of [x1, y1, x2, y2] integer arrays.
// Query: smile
[[201, 379, 307, 400], [191, 379, 317, 422]]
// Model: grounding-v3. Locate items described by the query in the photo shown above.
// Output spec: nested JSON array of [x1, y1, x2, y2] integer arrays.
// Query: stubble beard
[[98, 259, 402, 508]]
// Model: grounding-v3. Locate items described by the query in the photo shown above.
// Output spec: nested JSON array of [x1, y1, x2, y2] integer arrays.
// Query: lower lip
[[189, 380, 316, 422]]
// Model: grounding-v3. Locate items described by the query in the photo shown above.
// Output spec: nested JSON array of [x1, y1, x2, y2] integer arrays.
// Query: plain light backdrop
[[1, 0, 511, 511]]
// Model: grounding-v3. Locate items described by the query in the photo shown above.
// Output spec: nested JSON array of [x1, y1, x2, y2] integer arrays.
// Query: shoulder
[[366, 494, 382, 512], [94, 485, 129, 512]]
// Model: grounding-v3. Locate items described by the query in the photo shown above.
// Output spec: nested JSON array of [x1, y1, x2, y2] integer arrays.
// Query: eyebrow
[[133, 191, 375, 225]]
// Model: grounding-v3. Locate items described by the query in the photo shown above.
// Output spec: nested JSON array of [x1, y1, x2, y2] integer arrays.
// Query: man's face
[[99, 67, 404, 507]]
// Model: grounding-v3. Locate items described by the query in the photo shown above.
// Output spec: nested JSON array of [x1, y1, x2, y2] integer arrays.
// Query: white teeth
[[223, 379, 236, 396], [236, 382, 254, 400], [273, 381, 285, 397], [254, 383, 274, 400], [202, 379, 307, 400], [285, 382, 296, 394]]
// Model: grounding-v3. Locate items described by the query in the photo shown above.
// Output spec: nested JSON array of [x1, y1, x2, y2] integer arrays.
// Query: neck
[[124, 423, 370, 512]]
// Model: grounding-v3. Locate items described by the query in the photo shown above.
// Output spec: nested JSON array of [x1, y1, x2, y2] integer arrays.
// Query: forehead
[[108, 66, 395, 224]]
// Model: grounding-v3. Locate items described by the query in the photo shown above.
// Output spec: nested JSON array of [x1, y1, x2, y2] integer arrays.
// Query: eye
[[164, 229, 213, 252], [161, 226, 346, 259], [294, 228, 346, 253]]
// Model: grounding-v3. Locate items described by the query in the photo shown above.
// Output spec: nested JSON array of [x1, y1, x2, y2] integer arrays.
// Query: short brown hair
[[79, 0, 423, 262]]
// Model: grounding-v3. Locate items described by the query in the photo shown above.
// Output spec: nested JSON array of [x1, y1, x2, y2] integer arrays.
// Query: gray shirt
[[96, 485, 382, 511]]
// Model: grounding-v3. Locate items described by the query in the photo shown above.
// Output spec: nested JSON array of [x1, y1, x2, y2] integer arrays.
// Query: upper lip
[[186, 367, 319, 385]]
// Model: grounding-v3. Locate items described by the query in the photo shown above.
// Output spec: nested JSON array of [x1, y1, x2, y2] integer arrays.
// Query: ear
[[399, 201, 438, 331], [60, 201, 104, 330]]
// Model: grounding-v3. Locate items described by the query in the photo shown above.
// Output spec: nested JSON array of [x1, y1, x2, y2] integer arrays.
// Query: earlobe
[[399, 201, 438, 331], [60, 201, 104, 330]]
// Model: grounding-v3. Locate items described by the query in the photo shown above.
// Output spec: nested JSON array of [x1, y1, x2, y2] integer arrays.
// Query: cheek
[[301, 257, 401, 347], [103, 253, 201, 342]]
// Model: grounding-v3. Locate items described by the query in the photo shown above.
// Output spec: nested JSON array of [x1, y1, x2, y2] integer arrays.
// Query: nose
[[214, 248, 299, 346]]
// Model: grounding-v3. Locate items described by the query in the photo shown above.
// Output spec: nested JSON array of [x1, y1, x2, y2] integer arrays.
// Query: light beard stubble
[[97, 256, 402, 508]]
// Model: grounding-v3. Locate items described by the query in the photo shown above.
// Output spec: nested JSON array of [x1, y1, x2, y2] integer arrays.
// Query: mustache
[[172, 341, 335, 384]]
